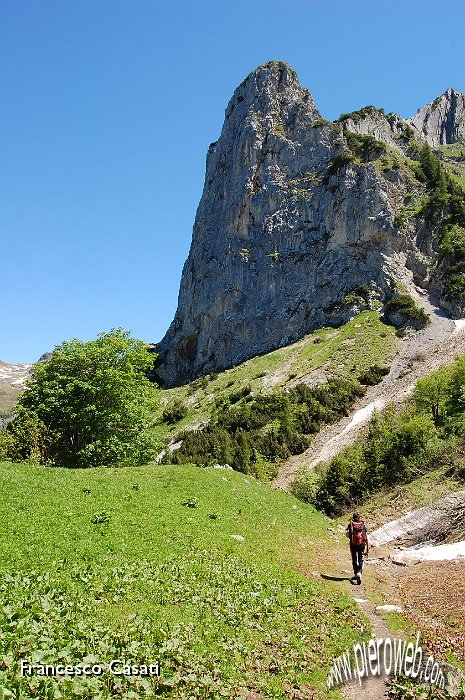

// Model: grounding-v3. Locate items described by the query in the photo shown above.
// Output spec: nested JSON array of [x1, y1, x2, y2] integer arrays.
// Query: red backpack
[[350, 520, 366, 546]]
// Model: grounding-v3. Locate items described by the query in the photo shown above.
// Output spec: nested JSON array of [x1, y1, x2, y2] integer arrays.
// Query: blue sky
[[1, 0, 464, 364]]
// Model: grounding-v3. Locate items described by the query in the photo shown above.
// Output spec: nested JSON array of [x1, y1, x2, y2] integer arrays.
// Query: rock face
[[409, 88, 465, 146], [155, 62, 463, 387]]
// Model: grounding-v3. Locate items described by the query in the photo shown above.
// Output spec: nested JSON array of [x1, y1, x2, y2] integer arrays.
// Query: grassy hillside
[[294, 352, 465, 517], [157, 311, 397, 443], [436, 141, 465, 191], [0, 461, 367, 699]]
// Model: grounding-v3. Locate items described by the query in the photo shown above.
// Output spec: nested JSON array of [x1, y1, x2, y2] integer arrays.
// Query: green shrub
[[326, 285, 371, 311], [168, 379, 365, 480], [384, 294, 429, 329], [358, 365, 390, 386], [228, 384, 252, 404], [162, 400, 188, 424], [311, 406, 437, 516], [346, 132, 387, 163], [306, 353, 465, 515], [290, 469, 320, 503], [440, 225, 465, 301], [325, 151, 354, 179], [337, 105, 385, 122]]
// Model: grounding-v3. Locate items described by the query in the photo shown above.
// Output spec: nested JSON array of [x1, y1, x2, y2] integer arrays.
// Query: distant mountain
[[0, 360, 33, 426]]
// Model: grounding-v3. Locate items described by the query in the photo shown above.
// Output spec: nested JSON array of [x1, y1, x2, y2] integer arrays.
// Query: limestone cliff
[[155, 62, 464, 387], [409, 88, 465, 146]]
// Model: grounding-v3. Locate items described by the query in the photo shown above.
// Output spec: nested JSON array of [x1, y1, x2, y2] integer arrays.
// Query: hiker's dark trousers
[[350, 544, 365, 575]]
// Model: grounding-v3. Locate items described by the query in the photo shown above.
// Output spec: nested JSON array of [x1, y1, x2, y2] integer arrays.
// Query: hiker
[[346, 512, 368, 584]]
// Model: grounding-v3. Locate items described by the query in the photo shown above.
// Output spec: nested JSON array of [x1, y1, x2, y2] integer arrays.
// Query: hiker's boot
[[356, 572, 362, 585]]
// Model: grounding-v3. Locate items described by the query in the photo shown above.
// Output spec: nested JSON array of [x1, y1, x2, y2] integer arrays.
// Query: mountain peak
[[250, 60, 298, 81], [444, 87, 462, 98], [225, 60, 319, 124], [239, 61, 299, 88], [409, 88, 465, 145]]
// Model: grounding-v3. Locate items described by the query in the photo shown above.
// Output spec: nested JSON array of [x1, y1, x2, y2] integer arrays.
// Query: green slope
[[436, 141, 465, 191], [157, 310, 397, 442], [0, 461, 366, 699]]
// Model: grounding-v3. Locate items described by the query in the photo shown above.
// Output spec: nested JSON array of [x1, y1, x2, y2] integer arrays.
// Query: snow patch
[[311, 399, 385, 465], [340, 399, 385, 435], [393, 540, 465, 564], [0, 363, 33, 387]]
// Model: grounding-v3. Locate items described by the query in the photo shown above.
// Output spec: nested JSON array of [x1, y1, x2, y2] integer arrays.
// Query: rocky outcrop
[[338, 106, 414, 150], [409, 88, 465, 146], [155, 62, 463, 387], [370, 489, 465, 547]]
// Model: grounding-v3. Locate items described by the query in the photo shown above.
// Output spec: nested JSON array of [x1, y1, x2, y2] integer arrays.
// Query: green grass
[[0, 461, 367, 699], [157, 311, 397, 443], [436, 142, 465, 160]]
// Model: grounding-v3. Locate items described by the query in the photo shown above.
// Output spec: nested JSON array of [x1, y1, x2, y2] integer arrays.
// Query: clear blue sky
[[1, 0, 464, 364]]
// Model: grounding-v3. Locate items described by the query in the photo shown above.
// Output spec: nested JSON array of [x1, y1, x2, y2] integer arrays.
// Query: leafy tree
[[414, 366, 452, 424], [447, 355, 465, 415], [313, 454, 354, 516], [5, 329, 159, 468], [383, 413, 436, 483]]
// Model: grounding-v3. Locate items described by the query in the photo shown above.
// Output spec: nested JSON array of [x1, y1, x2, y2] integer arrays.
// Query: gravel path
[[273, 292, 465, 490]]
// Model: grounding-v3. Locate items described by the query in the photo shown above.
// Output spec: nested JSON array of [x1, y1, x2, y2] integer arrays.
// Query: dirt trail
[[322, 542, 393, 700], [261, 338, 307, 389], [274, 292, 465, 490], [342, 580, 391, 700], [318, 483, 465, 699]]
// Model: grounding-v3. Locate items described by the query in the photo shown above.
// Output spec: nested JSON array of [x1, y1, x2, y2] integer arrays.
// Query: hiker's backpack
[[350, 520, 366, 546]]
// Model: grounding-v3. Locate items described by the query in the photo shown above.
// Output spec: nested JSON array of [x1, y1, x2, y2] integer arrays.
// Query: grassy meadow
[[0, 461, 367, 699], [0, 311, 399, 698]]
